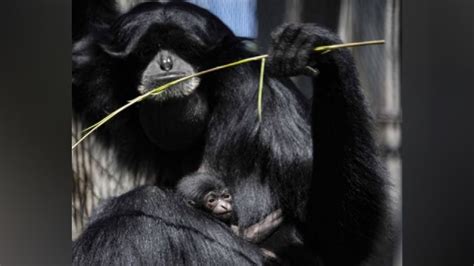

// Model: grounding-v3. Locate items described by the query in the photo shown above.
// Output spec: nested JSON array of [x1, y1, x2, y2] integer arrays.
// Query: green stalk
[[257, 58, 266, 122]]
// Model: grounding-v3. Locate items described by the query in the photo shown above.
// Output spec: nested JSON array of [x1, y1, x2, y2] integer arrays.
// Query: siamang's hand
[[231, 209, 283, 243], [267, 23, 342, 77]]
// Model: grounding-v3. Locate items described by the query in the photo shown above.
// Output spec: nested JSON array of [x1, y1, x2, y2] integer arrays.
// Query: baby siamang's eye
[[223, 193, 231, 199], [208, 197, 216, 203]]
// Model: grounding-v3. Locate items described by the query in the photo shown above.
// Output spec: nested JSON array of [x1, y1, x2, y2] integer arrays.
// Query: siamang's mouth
[[215, 211, 232, 220], [138, 72, 200, 101], [152, 72, 187, 80], [139, 72, 187, 91]]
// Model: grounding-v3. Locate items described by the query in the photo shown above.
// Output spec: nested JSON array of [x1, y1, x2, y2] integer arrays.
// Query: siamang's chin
[[138, 92, 209, 151], [216, 211, 232, 221], [138, 74, 201, 102]]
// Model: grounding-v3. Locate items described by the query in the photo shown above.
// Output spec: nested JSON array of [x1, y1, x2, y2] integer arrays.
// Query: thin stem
[[257, 58, 266, 122], [313, 40, 385, 52]]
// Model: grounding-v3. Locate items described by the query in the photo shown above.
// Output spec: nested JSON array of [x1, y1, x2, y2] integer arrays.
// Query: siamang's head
[[177, 173, 233, 222], [77, 2, 238, 151]]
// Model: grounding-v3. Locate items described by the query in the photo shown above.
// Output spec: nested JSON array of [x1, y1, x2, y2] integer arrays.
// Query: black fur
[[73, 2, 387, 265], [176, 173, 227, 205], [267, 23, 387, 265], [73, 186, 264, 265]]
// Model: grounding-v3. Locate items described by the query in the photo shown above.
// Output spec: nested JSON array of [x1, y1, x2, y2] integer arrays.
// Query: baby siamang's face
[[200, 188, 233, 221], [177, 173, 233, 222]]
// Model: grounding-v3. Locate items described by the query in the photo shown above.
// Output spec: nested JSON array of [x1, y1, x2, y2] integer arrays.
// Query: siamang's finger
[[270, 23, 300, 51], [289, 31, 318, 74], [278, 23, 303, 51], [303, 66, 320, 77], [295, 33, 320, 74], [267, 215, 284, 232], [231, 225, 240, 235], [285, 27, 309, 75], [260, 213, 283, 230], [265, 208, 283, 221], [269, 23, 289, 42], [268, 24, 300, 76], [268, 24, 291, 75], [242, 209, 284, 243], [242, 226, 259, 242], [253, 216, 283, 242], [308, 25, 342, 47], [261, 249, 279, 260]]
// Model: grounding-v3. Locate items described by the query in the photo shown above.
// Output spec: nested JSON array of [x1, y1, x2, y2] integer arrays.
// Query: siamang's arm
[[268, 23, 387, 265]]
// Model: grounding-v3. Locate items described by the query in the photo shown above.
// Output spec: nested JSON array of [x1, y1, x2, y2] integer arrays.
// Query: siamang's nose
[[159, 54, 173, 71]]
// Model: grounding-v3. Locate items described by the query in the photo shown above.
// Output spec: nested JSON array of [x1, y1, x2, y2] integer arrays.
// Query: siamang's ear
[[188, 200, 196, 206]]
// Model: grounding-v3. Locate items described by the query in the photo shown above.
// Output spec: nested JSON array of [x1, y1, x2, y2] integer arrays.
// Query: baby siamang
[[177, 173, 235, 224], [73, 185, 267, 265], [73, 2, 387, 265], [176, 173, 284, 263], [176, 173, 284, 241]]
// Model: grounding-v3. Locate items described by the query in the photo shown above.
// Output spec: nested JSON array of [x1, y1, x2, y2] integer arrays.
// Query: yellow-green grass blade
[[257, 58, 266, 122]]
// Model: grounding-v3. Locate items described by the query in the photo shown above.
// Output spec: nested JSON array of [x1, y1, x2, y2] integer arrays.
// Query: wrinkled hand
[[267, 23, 343, 77], [232, 209, 283, 243]]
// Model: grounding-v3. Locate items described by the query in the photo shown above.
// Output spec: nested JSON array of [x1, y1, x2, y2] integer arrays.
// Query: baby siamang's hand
[[267, 23, 343, 77], [231, 209, 283, 243]]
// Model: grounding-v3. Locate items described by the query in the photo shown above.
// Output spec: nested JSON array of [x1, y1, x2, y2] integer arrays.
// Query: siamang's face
[[123, 26, 222, 151], [138, 49, 200, 101], [132, 27, 207, 103], [100, 3, 236, 151], [191, 187, 233, 221]]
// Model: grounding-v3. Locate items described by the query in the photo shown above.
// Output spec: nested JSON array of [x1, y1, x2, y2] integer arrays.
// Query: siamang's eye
[[223, 193, 231, 200], [208, 197, 216, 203]]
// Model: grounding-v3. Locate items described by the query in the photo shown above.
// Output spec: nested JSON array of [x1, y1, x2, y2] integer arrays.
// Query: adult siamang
[[72, 2, 387, 265]]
